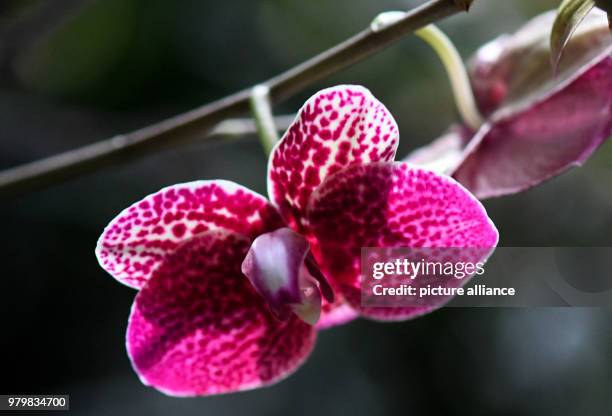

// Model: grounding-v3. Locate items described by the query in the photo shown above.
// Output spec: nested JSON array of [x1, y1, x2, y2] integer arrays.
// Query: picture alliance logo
[[370, 282, 516, 298]]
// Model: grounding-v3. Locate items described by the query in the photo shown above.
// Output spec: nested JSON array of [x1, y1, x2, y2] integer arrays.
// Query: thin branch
[[0, 0, 471, 198], [211, 115, 294, 137]]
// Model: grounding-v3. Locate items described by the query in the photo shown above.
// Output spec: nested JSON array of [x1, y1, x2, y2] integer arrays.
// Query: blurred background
[[1, 0, 611, 414]]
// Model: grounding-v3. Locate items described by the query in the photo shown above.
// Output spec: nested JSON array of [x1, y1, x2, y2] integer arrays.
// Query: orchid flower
[[96, 86, 498, 396], [406, 9, 612, 199]]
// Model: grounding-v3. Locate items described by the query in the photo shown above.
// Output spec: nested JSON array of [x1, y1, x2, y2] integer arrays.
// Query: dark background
[[1, 0, 611, 415]]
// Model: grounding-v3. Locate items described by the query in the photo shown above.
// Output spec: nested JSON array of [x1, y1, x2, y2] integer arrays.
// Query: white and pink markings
[[96, 85, 498, 396]]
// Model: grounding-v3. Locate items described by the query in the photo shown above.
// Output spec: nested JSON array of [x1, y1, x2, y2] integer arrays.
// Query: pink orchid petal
[[405, 10, 611, 200], [470, 9, 611, 116], [96, 180, 284, 289], [127, 231, 316, 396], [268, 85, 399, 231], [306, 162, 498, 320], [241, 227, 329, 325], [316, 297, 359, 330], [454, 56, 612, 199]]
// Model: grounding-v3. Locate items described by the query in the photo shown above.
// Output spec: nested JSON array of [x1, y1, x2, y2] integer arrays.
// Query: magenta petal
[[127, 231, 316, 396], [406, 10, 611, 199], [306, 162, 498, 320], [96, 180, 284, 289], [454, 56, 612, 199], [268, 85, 399, 231], [470, 9, 611, 116], [241, 227, 327, 325], [316, 298, 359, 330]]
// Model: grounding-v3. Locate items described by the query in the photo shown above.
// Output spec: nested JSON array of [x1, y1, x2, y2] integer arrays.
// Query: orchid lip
[[241, 227, 332, 325]]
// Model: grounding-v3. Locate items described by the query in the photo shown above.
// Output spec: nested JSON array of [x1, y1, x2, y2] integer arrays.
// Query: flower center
[[241, 227, 333, 325]]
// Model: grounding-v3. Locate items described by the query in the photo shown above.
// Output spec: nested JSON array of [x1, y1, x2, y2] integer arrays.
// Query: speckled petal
[[454, 56, 612, 199], [306, 162, 498, 320], [267, 85, 399, 231], [96, 180, 284, 289], [127, 231, 316, 397]]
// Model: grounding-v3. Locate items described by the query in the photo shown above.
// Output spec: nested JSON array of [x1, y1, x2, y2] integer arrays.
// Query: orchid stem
[[250, 85, 280, 155], [415, 24, 484, 129], [0, 0, 474, 198]]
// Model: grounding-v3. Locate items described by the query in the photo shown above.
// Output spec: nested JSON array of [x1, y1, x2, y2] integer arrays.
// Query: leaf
[[551, 0, 596, 72]]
